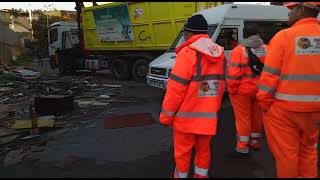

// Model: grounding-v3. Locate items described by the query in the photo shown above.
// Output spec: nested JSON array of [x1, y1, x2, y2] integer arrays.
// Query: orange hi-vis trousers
[[173, 130, 212, 178], [229, 94, 263, 153], [263, 105, 320, 178]]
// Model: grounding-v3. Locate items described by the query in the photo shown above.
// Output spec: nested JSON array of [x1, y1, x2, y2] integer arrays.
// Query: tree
[[32, 9, 76, 57]]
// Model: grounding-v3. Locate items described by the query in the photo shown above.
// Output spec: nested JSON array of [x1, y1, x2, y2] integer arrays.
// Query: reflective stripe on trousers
[[251, 133, 262, 138], [250, 139, 259, 145], [194, 165, 208, 177], [235, 147, 249, 154], [174, 168, 188, 178], [275, 93, 320, 102], [161, 109, 217, 118], [237, 135, 250, 142]]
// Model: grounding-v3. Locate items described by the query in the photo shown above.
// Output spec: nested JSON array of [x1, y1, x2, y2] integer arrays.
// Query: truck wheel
[[132, 59, 149, 82], [111, 59, 131, 80]]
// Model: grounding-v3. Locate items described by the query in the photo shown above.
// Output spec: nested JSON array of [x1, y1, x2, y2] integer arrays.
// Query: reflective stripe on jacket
[[160, 34, 225, 135]]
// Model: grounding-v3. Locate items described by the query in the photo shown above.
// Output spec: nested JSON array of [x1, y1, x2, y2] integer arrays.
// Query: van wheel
[[132, 59, 149, 82], [111, 59, 131, 80]]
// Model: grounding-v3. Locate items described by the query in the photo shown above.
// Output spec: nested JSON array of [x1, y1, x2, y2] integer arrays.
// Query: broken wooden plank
[[11, 119, 55, 129]]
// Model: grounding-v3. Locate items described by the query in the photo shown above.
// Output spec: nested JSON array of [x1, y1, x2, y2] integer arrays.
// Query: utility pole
[[28, 4, 33, 40], [44, 4, 53, 28]]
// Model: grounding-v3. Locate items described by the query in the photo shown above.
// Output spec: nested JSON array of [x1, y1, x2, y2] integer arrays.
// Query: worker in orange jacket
[[160, 14, 225, 178], [256, 2, 320, 178], [226, 24, 267, 155]]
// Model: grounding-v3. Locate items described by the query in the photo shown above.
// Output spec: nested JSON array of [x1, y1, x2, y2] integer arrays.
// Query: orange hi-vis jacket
[[160, 34, 225, 135], [227, 37, 267, 96], [257, 18, 320, 112]]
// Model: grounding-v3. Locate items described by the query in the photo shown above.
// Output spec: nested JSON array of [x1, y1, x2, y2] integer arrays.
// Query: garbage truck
[[49, 2, 223, 81]]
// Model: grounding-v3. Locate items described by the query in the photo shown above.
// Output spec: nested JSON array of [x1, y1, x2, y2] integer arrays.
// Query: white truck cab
[[48, 21, 79, 68], [147, 4, 290, 89]]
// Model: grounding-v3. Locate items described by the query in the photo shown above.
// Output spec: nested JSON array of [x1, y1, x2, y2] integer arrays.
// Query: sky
[[0, 2, 111, 11], [0, 2, 270, 11]]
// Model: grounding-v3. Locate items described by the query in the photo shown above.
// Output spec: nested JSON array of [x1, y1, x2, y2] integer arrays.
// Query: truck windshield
[[49, 28, 58, 44], [167, 24, 217, 52]]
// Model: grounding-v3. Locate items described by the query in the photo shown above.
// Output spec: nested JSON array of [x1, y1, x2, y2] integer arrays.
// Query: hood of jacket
[[176, 34, 224, 63], [239, 35, 264, 48]]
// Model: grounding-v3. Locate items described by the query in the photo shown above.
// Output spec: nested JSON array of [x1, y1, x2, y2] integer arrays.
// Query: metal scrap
[[3, 148, 27, 167]]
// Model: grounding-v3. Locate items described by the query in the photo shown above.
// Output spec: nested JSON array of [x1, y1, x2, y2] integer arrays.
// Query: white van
[[146, 4, 290, 89]]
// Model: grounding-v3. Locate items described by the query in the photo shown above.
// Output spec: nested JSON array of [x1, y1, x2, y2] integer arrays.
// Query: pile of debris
[[0, 64, 126, 167]]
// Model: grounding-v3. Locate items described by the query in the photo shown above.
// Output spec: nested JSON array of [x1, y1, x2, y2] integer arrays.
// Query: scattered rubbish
[[0, 66, 129, 165], [104, 100, 137, 103], [3, 149, 27, 167], [101, 84, 122, 88], [85, 124, 96, 128], [34, 95, 74, 115], [98, 95, 110, 99], [0, 97, 10, 103], [0, 112, 9, 120], [10, 69, 41, 80], [54, 115, 66, 120], [76, 100, 109, 108], [0, 87, 12, 92], [20, 134, 41, 140], [0, 134, 21, 145], [54, 121, 67, 128], [13, 93, 23, 97], [30, 146, 45, 153], [90, 84, 98, 88], [12, 119, 55, 129], [0, 63, 9, 74], [13, 111, 25, 119], [104, 113, 156, 129]]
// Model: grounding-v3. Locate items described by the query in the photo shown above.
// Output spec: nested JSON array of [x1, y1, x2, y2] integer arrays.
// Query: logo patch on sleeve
[[296, 36, 320, 55]]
